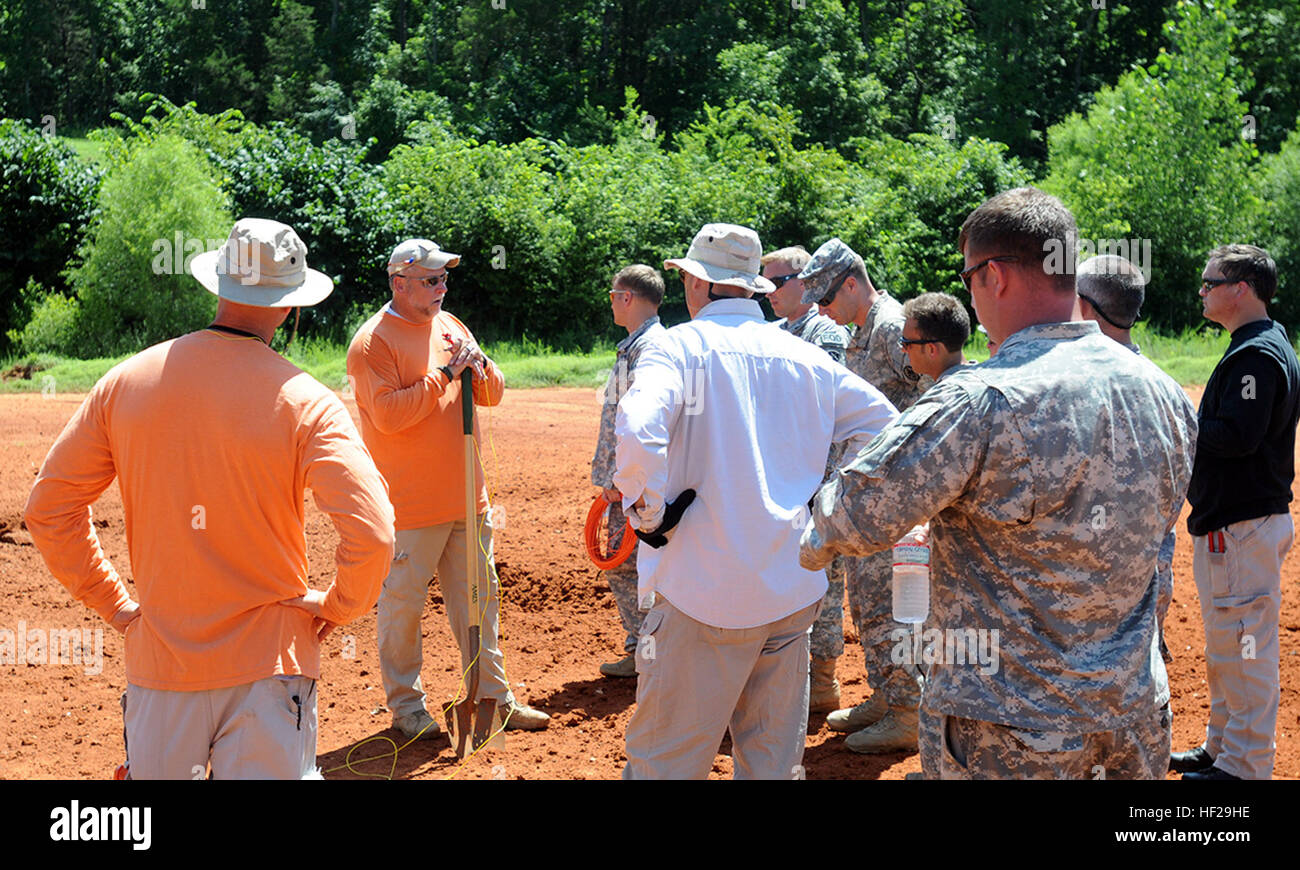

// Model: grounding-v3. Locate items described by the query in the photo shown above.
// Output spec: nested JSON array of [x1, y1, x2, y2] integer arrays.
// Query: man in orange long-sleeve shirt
[[347, 239, 549, 741], [24, 218, 396, 779]]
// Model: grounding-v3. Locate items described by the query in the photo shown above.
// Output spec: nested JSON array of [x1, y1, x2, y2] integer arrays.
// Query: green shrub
[[1042, 1, 1257, 331], [0, 118, 101, 352], [69, 133, 231, 356], [8, 281, 80, 355]]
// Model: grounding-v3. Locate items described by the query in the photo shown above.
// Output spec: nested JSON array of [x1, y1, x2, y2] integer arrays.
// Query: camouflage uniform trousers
[[809, 555, 846, 659], [604, 499, 643, 655], [845, 549, 923, 709], [919, 703, 1172, 779]]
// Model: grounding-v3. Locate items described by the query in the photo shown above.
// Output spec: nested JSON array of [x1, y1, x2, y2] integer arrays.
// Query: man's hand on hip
[[109, 601, 141, 635], [284, 589, 339, 641]]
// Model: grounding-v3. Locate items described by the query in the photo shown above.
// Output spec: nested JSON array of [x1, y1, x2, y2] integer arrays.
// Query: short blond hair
[[761, 246, 811, 271]]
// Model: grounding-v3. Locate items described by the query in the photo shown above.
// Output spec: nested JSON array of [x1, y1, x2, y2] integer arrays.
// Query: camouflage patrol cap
[[798, 237, 860, 305]]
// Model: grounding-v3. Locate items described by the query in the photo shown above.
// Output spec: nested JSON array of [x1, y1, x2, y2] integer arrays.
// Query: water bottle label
[[892, 544, 930, 566]]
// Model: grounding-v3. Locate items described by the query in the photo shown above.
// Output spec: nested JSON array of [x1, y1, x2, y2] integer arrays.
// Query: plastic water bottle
[[892, 525, 930, 624]]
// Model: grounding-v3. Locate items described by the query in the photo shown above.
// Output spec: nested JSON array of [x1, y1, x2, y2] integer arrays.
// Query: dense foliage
[[4, 1, 1300, 356]]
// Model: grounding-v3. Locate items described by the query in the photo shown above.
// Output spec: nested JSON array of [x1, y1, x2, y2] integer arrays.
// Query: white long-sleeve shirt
[[614, 297, 898, 628]]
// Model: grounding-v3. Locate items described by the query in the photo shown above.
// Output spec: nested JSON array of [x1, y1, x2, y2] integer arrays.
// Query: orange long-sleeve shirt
[[346, 307, 504, 530], [24, 330, 396, 691]]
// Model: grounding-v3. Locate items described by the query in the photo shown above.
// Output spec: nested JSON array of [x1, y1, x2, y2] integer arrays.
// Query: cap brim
[[388, 251, 460, 274], [191, 250, 335, 308], [664, 257, 775, 294]]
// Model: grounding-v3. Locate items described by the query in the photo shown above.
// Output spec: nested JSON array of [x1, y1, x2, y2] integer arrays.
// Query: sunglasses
[[404, 272, 448, 288], [768, 273, 800, 289], [1200, 277, 1237, 292], [817, 270, 851, 307], [959, 255, 1019, 290], [898, 336, 940, 348]]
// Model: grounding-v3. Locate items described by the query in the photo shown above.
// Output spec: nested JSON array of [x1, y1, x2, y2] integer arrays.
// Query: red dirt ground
[[1, 386, 1296, 780]]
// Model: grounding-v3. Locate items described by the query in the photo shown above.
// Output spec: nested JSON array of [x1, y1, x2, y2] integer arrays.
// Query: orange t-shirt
[[346, 307, 504, 530], [24, 330, 396, 691]]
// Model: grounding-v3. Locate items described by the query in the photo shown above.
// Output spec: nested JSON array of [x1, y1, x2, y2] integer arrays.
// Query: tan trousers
[[1192, 513, 1292, 779], [623, 597, 819, 780], [378, 515, 512, 719], [122, 675, 319, 779]]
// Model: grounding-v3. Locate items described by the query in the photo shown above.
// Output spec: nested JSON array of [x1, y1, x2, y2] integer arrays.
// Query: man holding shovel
[[347, 239, 549, 744]]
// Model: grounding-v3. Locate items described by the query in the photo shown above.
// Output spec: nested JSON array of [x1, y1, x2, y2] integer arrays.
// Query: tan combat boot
[[809, 656, 841, 713], [825, 692, 888, 733], [844, 706, 919, 754]]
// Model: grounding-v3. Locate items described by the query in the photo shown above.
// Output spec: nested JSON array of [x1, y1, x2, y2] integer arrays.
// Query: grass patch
[[63, 135, 108, 166], [1, 337, 617, 394]]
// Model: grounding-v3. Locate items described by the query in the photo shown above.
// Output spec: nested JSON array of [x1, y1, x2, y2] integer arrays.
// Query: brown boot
[[844, 706, 919, 754], [809, 656, 841, 713], [825, 692, 888, 733]]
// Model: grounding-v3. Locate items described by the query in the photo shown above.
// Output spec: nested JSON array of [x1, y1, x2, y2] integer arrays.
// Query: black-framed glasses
[[817, 269, 851, 307], [1200, 277, 1237, 293], [769, 273, 800, 289], [1077, 293, 1135, 330], [898, 336, 940, 348], [959, 255, 1019, 290]]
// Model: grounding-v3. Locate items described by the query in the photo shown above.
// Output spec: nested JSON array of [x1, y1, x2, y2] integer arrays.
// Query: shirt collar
[[998, 320, 1100, 354], [695, 297, 765, 322], [782, 307, 817, 334], [617, 314, 661, 353]]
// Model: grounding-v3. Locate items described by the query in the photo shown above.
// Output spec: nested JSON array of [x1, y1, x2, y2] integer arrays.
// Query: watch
[[438, 365, 454, 383]]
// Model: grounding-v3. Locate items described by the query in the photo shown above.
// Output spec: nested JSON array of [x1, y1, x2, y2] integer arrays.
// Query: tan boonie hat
[[388, 238, 460, 274], [664, 223, 775, 294], [190, 218, 334, 308]]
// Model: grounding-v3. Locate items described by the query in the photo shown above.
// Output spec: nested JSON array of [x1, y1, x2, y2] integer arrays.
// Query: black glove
[[634, 489, 697, 549]]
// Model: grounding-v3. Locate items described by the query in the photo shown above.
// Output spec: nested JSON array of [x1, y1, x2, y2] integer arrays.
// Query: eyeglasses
[[609, 288, 631, 298], [959, 255, 1019, 290], [404, 272, 448, 288], [768, 273, 800, 289], [1200, 277, 1237, 293], [898, 336, 940, 348], [817, 270, 851, 307]]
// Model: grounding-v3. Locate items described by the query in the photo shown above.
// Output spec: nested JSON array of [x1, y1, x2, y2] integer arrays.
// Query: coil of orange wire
[[585, 495, 637, 569]]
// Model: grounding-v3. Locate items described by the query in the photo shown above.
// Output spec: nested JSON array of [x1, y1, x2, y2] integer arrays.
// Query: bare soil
[[1, 386, 1296, 779]]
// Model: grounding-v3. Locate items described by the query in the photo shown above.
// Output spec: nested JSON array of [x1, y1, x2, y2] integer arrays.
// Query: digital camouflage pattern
[[797, 237, 857, 306], [592, 316, 665, 489], [776, 304, 850, 657], [839, 290, 929, 706], [802, 321, 1197, 734], [918, 704, 1172, 779], [810, 556, 846, 659], [593, 316, 665, 651], [777, 306, 848, 366]]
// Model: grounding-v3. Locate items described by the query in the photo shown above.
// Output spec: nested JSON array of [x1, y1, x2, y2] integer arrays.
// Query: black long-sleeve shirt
[[1187, 319, 1300, 536]]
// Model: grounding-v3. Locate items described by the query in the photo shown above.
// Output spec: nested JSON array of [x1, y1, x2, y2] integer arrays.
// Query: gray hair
[[1077, 255, 1145, 328]]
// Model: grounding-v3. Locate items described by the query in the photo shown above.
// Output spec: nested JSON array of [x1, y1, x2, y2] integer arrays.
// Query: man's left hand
[[445, 336, 488, 379], [284, 589, 340, 641]]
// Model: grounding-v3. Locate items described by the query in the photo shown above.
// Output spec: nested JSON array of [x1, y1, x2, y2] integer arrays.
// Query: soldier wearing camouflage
[[593, 270, 666, 675], [778, 307, 848, 365], [801, 188, 1198, 777], [798, 238, 931, 745]]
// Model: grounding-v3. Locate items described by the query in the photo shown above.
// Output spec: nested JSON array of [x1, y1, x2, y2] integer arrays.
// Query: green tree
[[1044, 0, 1258, 330], [69, 133, 232, 356]]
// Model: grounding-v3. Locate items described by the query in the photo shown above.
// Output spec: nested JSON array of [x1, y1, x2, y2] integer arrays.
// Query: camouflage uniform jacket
[[776, 306, 848, 365], [845, 291, 930, 412], [802, 321, 1198, 732], [592, 316, 665, 487]]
